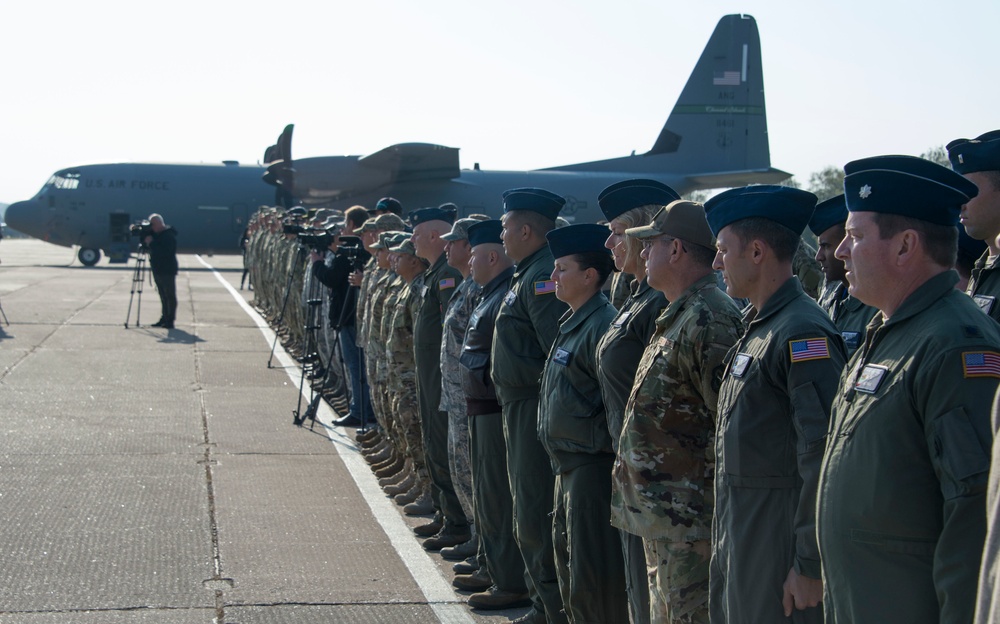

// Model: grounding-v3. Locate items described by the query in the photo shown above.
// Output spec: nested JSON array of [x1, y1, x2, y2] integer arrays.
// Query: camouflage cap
[[374, 213, 408, 232], [626, 200, 715, 250], [388, 234, 418, 255], [440, 217, 482, 242], [371, 231, 408, 250], [358, 217, 380, 232]]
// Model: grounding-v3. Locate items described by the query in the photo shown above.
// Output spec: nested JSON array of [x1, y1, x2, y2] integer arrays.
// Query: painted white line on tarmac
[[197, 256, 474, 624]]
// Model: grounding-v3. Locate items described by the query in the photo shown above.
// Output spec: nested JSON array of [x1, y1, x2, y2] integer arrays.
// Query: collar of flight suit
[[879, 269, 959, 330], [558, 290, 612, 334]]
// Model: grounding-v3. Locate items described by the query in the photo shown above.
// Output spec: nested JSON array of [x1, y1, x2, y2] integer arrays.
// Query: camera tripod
[[0, 294, 9, 326], [293, 296, 326, 428], [124, 246, 148, 329]]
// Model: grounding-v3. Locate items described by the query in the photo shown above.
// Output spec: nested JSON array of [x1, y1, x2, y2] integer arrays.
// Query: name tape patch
[[553, 347, 572, 366], [730, 353, 752, 377], [503, 290, 517, 306], [854, 364, 888, 394]]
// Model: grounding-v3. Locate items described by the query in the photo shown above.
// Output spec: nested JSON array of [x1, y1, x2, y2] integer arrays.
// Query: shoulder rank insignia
[[439, 277, 456, 289], [963, 351, 1000, 378], [534, 280, 556, 295], [789, 338, 830, 362]]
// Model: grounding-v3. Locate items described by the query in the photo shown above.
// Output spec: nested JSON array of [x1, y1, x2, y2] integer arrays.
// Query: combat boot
[[403, 490, 435, 516], [356, 428, 380, 443], [364, 443, 392, 465], [380, 460, 412, 488], [439, 536, 478, 561], [467, 586, 532, 610], [423, 528, 472, 552], [393, 480, 423, 506], [374, 455, 404, 479], [452, 556, 478, 575], [413, 514, 444, 537], [452, 568, 493, 591]]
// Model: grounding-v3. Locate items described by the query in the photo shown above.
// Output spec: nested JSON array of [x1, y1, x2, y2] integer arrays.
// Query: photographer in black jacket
[[144, 213, 178, 329], [310, 207, 373, 426]]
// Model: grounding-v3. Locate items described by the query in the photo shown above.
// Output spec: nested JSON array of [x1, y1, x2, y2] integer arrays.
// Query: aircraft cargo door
[[108, 212, 131, 263]]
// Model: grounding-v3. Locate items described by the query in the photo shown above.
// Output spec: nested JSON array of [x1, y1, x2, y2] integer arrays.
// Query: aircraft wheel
[[78, 248, 102, 266]]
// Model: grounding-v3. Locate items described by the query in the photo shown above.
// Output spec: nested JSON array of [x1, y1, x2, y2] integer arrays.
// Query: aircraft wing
[[358, 143, 460, 182], [684, 167, 792, 190]]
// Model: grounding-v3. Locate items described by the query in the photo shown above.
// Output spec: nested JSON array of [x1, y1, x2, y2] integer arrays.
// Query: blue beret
[[598, 179, 680, 221], [843, 155, 979, 226], [502, 188, 566, 221], [409, 206, 457, 226], [947, 130, 1000, 174], [375, 197, 402, 213], [704, 185, 818, 236], [958, 227, 988, 265], [467, 220, 504, 247], [545, 223, 612, 260], [808, 194, 848, 237]]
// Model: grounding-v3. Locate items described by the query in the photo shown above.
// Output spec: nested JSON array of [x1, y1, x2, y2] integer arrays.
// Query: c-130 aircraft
[[6, 14, 787, 266]]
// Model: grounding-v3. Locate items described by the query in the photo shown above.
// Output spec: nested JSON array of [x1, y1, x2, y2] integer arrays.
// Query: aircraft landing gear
[[78, 247, 102, 266]]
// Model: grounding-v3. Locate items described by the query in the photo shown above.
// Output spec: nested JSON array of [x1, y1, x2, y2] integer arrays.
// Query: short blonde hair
[[614, 205, 659, 274]]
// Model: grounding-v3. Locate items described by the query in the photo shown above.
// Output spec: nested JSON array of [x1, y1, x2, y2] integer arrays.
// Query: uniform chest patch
[[730, 353, 752, 377], [613, 311, 633, 328], [963, 351, 1000, 379], [854, 364, 888, 394], [552, 348, 572, 367], [657, 335, 674, 350], [974, 295, 996, 315], [534, 280, 556, 295], [503, 290, 517, 306], [439, 278, 456, 289], [788, 338, 831, 362], [842, 331, 861, 351]]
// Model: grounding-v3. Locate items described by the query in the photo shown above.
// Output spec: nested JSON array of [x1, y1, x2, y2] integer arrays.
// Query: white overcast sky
[[2, 0, 996, 204]]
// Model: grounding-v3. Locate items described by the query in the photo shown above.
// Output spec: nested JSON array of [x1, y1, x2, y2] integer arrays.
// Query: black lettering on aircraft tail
[[543, 14, 788, 189]]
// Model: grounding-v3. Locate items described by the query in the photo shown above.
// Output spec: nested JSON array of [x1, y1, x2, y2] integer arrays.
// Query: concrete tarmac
[[0, 240, 529, 624]]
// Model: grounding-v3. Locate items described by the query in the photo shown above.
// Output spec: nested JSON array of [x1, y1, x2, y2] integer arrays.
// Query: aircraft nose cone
[[4, 199, 37, 233]]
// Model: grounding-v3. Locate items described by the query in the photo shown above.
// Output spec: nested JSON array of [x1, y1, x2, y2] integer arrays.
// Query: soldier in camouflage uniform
[[793, 238, 823, 300], [438, 218, 486, 561], [948, 131, 1000, 324], [594, 179, 678, 624], [706, 186, 847, 624], [808, 195, 878, 356], [614, 201, 743, 624]]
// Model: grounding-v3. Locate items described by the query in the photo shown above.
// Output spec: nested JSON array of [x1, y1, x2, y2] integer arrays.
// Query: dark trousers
[[338, 325, 372, 422], [470, 412, 527, 593], [152, 271, 177, 323]]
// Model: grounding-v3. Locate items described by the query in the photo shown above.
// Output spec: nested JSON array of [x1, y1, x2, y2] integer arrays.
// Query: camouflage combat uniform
[[793, 240, 824, 300], [439, 277, 482, 524], [377, 273, 407, 447], [386, 273, 428, 482], [611, 273, 742, 623]]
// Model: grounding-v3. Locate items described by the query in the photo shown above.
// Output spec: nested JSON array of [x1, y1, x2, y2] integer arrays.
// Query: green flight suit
[[539, 291, 627, 623], [968, 250, 1000, 324], [975, 389, 1000, 624], [596, 277, 667, 624], [817, 271, 1000, 624], [491, 245, 569, 624], [413, 253, 464, 530], [817, 280, 878, 356], [710, 277, 846, 624]]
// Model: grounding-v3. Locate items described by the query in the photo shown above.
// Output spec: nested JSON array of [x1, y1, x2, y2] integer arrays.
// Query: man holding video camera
[[144, 213, 178, 329], [310, 206, 374, 427]]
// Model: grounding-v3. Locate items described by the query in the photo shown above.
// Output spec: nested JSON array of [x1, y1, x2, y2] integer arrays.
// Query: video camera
[[130, 220, 153, 240], [297, 227, 337, 252], [335, 236, 367, 271]]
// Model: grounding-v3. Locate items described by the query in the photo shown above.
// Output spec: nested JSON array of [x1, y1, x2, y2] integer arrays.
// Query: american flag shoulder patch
[[788, 338, 830, 363], [439, 278, 456, 289], [963, 351, 1000, 378], [534, 280, 556, 295]]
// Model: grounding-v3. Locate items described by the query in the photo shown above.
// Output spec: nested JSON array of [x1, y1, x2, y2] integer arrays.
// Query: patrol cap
[[598, 179, 681, 221], [373, 213, 408, 232], [947, 130, 1000, 174], [358, 217, 380, 232], [314, 208, 335, 220], [388, 234, 418, 256], [440, 217, 481, 242], [959, 227, 988, 265], [704, 185, 818, 237], [545, 223, 612, 260], [375, 197, 403, 215], [371, 231, 407, 250], [625, 200, 715, 249], [323, 219, 345, 234], [409, 206, 457, 227], [843, 155, 979, 226], [502, 188, 566, 221], [467, 220, 503, 247], [807, 194, 848, 237]]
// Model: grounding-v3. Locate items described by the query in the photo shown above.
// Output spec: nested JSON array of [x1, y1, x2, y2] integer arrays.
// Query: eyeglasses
[[641, 235, 674, 249]]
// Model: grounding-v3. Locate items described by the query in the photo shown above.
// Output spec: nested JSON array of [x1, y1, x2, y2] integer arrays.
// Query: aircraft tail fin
[[543, 14, 784, 188]]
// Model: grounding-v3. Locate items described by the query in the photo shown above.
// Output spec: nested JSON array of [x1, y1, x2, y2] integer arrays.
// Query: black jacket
[[313, 246, 371, 329], [149, 227, 178, 275]]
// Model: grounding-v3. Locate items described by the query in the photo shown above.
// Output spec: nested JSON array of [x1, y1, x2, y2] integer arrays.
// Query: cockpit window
[[45, 172, 81, 191]]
